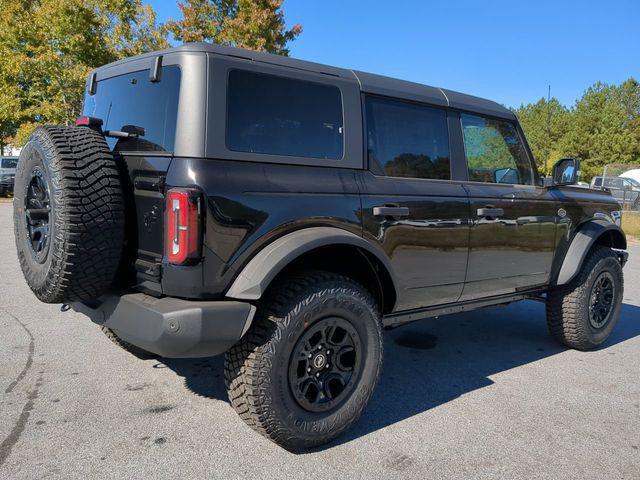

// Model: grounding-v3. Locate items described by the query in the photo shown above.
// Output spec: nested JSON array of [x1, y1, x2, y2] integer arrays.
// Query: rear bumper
[[72, 293, 256, 358]]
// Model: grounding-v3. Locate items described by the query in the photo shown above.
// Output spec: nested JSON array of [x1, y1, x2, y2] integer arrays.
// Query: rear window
[[365, 96, 450, 180], [82, 66, 181, 153], [1, 158, 17, 168], [226, 70, 344, 160]]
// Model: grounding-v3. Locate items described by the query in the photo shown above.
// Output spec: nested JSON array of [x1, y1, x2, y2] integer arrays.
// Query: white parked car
[[620, 169, 640, 184]]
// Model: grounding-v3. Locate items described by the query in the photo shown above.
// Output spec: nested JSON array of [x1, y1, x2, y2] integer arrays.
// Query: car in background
[[620, 168, 640, 184], [591, 175, 640, 210], [0, 156, 17, 196]]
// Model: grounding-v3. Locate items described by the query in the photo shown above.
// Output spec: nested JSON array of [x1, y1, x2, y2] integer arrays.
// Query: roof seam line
[[351, 70, 362, 89], [438, 87, 450, 106]]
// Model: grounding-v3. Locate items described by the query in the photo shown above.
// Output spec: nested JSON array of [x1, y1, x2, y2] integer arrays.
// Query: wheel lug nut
[[326, 350, 330, 355], [318, 345, 322, 350], [307, 367, 311, 373], [325, 364, 330, 369], [315, 373, 320, 378]]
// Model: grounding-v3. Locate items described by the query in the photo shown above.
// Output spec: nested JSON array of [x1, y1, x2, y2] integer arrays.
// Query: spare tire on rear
[[13, 125, 125, 303]]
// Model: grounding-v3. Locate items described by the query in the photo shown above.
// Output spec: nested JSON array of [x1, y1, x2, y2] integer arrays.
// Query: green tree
[[514, 78, 640, 180], [166, 0, 302, 55], [559, 79, 640, 179], [513, 97, 570, 176], [0, 0, 169, 147]]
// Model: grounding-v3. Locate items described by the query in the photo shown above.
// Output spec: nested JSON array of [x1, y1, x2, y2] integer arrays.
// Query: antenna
[[546, 85, 551, 175]]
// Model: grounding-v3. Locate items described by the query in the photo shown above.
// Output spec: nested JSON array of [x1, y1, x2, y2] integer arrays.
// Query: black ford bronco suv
[[13, 43, 628, 450]]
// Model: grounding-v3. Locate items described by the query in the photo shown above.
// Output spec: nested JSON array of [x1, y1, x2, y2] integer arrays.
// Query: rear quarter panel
[[165, 158, 362, 297]]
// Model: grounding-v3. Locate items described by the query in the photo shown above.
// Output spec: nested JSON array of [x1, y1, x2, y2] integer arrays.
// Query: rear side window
[[82, 66, 181, 153], [365, 96, 450, 180], [226, 70, 344, 160], [461, 113, 533, 185]]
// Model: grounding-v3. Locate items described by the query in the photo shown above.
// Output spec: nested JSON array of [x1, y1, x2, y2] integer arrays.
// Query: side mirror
[[550, 158, 580, 186]]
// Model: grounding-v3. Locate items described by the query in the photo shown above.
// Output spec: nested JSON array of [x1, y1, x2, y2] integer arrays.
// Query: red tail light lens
[[166, 188, 201, 265]]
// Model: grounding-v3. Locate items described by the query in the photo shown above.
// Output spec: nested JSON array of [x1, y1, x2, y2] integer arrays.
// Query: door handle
[[373, 206, 410, 217], [477, 207, 504, 218]]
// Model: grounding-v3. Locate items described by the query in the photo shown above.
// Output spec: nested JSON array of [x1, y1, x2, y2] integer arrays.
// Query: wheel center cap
[[313, 353, 326, 369]]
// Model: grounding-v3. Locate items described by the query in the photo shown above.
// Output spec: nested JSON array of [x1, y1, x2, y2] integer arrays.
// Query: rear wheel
[[224, 271, 383, 451], [546, 246, 623, 350], [13, 126, 125, 303]]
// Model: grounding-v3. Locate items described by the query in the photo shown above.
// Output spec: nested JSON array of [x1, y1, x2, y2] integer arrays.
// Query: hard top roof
[[93, 42, 515, 120]]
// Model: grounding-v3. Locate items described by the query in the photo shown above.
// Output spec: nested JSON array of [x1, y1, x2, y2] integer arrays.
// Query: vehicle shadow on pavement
[[158, 300, 640, 450]]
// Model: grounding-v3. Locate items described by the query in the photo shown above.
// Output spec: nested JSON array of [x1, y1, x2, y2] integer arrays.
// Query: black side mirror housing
[[550, 158, 580, 187]]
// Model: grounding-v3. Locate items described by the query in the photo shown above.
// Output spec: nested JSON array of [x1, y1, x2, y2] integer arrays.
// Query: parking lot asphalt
[[1, 202, 639, 479]]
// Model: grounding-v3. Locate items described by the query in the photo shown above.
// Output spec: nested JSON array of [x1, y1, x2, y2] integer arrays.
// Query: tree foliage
[[0, 0, 169, 149], [514, 78, 640, 180], [166, 0, 302, 54]]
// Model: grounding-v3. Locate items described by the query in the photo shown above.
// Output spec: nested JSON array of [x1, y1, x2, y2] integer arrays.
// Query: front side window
[[226, 70, 344, 160], [365, 96, 450, 180], [82, 66, 181, 153], [461, 113, 533, 185]]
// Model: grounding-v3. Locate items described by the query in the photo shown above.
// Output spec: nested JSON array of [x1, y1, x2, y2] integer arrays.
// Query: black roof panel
[[93, 42, 515, 119]]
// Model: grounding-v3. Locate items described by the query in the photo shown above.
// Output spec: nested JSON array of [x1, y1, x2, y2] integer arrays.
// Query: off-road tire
[[224, 271, 383, 451], [546, 246, 623, 350], [13, 126, 125, 303], [101, 326, 155, 359]]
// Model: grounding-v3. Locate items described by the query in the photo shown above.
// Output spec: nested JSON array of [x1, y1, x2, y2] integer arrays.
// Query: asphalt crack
[[3, 311, 35, 394], [0, 375, 43, 467], [0, 310, 40, 468]]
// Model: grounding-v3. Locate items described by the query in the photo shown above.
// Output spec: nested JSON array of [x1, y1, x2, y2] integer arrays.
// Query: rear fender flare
[[225, 226, 398, 301]]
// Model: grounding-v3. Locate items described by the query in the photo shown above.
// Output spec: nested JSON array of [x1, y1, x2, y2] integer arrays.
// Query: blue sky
[[148, 0, 639, 108]]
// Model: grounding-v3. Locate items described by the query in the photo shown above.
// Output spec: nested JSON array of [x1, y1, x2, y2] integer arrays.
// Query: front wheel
[[546, 246, 624, 350], [224, 271, 383, 451]]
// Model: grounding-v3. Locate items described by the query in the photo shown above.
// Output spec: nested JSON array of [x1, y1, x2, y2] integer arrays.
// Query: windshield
[[624, 177, 640, 188], [1, 157, 17, 169]]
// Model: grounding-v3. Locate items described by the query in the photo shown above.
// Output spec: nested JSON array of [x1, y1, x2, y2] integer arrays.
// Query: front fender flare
[[555, 220, 627, 286], [225, 226, 398, 301]]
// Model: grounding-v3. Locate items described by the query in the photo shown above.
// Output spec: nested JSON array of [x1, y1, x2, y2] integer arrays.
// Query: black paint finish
[[97, 45, 625, 318]]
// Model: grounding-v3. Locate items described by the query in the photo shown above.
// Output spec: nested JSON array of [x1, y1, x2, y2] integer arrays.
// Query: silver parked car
[[0, 156, 17, 196], [590, 175, 640, 210]]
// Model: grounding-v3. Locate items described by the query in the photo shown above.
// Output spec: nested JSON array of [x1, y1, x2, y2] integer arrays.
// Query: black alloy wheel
[[288, 317, 362, 413], [588, 271, 615, 329], [24, 168, 51, 262]]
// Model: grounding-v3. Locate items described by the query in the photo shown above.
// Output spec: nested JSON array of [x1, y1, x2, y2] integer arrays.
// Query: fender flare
[[555, 219, 627, 286], [225, 226, 399, 301]]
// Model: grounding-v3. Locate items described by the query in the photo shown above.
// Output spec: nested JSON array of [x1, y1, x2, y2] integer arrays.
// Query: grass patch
[[622, 211, 640, 241]]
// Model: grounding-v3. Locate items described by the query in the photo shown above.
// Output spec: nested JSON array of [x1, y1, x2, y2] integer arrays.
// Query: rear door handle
[[373, 206, 410, 217], [477, 208, 504, 218]]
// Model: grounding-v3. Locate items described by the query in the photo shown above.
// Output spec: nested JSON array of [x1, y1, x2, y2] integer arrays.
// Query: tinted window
[[226, 70, 343, 160], [461, 113, 533, 185], [1, 158, 17, 168], [365, 96, 450, 180], [82, 66, 181, 153]]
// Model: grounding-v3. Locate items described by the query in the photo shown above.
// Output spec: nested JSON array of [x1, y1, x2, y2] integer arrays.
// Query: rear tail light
[[166, 188, 202, 265], [75, 116, 103, 129]]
